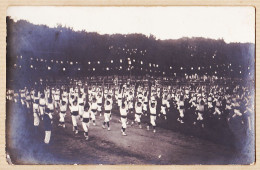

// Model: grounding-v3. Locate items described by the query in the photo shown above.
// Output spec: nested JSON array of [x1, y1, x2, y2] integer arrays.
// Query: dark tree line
[[6, 16, 255, 86]]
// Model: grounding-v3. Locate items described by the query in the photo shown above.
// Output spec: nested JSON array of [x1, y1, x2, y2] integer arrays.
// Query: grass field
[[6, 101, 254, 165]]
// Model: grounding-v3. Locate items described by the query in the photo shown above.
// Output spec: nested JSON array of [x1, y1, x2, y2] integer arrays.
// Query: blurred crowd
[[6, 76, 254, 148]]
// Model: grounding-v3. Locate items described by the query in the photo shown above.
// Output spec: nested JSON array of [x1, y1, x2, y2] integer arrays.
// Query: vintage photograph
[[6, 6, 255, 164]]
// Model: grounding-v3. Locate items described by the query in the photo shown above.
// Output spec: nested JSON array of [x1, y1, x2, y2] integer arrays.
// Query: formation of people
[[6, 78, 254, 145]]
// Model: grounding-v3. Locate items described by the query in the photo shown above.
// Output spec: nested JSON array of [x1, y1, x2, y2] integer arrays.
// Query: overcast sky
[[7, 6, 255, 43]]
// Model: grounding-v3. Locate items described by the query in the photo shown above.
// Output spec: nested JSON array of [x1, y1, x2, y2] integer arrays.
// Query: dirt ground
[[6, 101, 253, 165]]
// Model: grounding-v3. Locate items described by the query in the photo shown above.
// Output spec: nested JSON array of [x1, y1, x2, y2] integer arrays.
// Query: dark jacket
[[43, 114, 52, 131]]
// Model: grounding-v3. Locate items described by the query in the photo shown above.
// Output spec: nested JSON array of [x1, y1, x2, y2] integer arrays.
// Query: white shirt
[[150, 107, 156, 115], [70, 104, 79, 112], [97, 96, 102, 104], [78, 97, 84, 104], [54, 92, 60, 101], [104, 104, 112, 111], [90, 102, 98, 110], [120, 107, 128, 116], [60, 103, 67, 112], [135, 105, 143, 113], [39, 98, 46, 106], [83, 110, 90, 118]]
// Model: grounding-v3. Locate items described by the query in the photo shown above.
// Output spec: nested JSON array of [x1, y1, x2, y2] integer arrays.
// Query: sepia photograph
[[5, 6, 255, 165]]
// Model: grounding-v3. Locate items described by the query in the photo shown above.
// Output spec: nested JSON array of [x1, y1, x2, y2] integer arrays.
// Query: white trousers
[[97, 105, 102, 112], [104, 113, 111, 122], [71, 115, 79, 126], [135, 114, 142, 123], [59, 113, 66, 122], [197, 112, 203, 120], [79, 105, 84, 116], [39, 106, 45, 116], [82, 122, 89, 132], [143, 104, 148, 111], [26, 101, 30, 108], [118, 100, 122, 107], [121, 117, 127, 128], [128, 102, 133, 109], [179, 109, 184, 118], [161, 107, 166, 115], [33, 113, 40, 126], [214, 107, 221, 115], [21, 99, 25, 105], [91, 111, 96, 121], [150, 115, 156, 126], [44, 131, 51, 144]]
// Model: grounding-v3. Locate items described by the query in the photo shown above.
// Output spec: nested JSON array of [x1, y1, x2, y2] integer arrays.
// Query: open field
[[6, 101, 253, 165]]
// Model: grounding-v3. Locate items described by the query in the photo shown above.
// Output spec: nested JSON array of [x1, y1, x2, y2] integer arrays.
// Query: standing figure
[[46, 97, 54, 116], [32, 99, 40, 132], [118, 89, 123, 108], [127, 91, 134, 114], [25, 91, 31, 110], [147, 100, 157, 133], [160, 95, 169, 120], [97, 93, 103, 117], [133, 101, 143, 128], [61, 88, 69, 103], [43, 109, 53, 144], [143, 92, 149, 116], [39, 93, 46, 120], [120, 101, 128, 136], [20, 88, 26, 106], [177, 96, 185, 123], [102, 100, 112, 131], [70, 100, 80, 134], [196, 99, 205, 128], [90, 98, 98, 126], [54, 88, 60, 109], [78, 93, 85, 120], [59, 100, 67, 128], [82, 103, 90, 140]]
